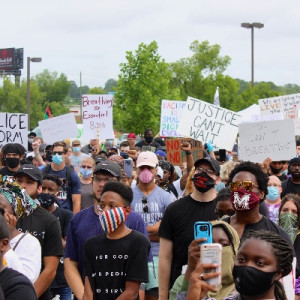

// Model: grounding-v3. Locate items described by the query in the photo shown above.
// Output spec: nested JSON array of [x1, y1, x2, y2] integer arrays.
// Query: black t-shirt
[[0, 267, 37, 300], [17, 206, 63, 300], [0, 166, 17, 180], [158, 195, 217, 288], [281, 178, 300, 198], [84, 230, 150, 300], [51, 207, 73, 289], [223, 215, 293, 246]]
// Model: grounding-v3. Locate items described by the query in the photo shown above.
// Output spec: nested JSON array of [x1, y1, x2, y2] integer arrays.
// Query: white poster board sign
[[82, 94, 114, 140], [239, 119, 296, 163], [38, 113, 78, 144], [0, 113, 28, 149], [177, 97, 241, 150], [159, 100, 186, 137], [259, 93, 300, 115]]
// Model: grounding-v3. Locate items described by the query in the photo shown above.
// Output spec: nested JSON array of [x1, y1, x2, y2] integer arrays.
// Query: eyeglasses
[[52, 151, 64, 155], [142, 196, 148, 213], [93, 176, 118, 183], [195, 167, 214, 175], [228, 181, 259, 192], [81, 165, 92, 169]]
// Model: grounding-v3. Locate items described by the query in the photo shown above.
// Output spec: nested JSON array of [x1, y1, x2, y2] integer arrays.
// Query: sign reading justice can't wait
[[177, 97, 241, 150]]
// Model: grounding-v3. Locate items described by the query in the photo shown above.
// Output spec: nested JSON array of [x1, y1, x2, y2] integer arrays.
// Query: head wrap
[[158, 160, 173, 172], [0, 176, 37, 219]]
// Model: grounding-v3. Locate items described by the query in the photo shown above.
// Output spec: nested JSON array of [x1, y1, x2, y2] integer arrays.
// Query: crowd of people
[[0, 128, 299, 300]]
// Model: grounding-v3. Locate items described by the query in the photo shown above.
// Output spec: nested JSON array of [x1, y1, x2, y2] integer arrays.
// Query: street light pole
[[26, 57, 42, 129], [241, 22, 264, 88]]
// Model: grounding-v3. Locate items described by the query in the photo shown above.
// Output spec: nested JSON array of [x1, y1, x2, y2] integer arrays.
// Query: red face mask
[[230, 188, 261, 211]]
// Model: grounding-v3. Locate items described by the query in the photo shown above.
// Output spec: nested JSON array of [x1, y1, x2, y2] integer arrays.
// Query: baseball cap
[[94, 160, 122, 179], [194, 158, 220, 176], [128, 133, 136, 139], [155, 150, 167, 158], [16, 164, 43, 185], [136, 151, 158, 168]]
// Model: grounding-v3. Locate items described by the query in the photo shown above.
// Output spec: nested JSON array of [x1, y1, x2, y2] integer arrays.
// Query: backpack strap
[[42, 164, 51, 175], [166, 183, 179, 199], [13, 233, 28, 251]]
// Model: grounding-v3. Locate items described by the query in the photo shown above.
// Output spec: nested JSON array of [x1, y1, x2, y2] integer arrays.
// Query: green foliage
[[104, 79, 117, 92], [88, 87, 106, 94], [114, 41, 180, 134]]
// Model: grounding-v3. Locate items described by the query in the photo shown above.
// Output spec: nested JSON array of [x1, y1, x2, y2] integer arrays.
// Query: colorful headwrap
[[107, 155, 124, 168], [0, 176, 37, 219]]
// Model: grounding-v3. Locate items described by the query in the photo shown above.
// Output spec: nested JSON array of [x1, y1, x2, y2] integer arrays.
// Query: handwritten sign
[[177, 97, 241, 150], [166, 138, 203, 166], [259, 93, 300, 116], [82, 94, 114, 140], [239, 119, 296, 163], [160, 100, 186, 137], [0, 113, 28, 149], [38, 113, 78, 144]]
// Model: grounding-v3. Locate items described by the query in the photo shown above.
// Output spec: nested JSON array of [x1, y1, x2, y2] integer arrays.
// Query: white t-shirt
[[5, 232, 41, 283], [169, 178, 185, 201]]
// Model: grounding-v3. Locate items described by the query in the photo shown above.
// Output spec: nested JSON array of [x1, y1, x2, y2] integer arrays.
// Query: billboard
[[0, 48, 15, 71]]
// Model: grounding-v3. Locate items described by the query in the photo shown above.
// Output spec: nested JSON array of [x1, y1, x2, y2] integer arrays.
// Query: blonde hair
[[220, 161, 239, 183], [184, 167, 195, 196]]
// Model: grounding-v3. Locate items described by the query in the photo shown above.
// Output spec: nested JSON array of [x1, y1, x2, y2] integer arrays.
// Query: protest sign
[[166, 138, 203, 165], [259, 93, 300, 116], [238, 119, 296, 163], [142, 146, 156, 152], [38, 113, 78, 144], [160, 100, 186, 137], [0, 113, 28, 149], [82, 94, 114, 140], [177, 97, 241, 150]]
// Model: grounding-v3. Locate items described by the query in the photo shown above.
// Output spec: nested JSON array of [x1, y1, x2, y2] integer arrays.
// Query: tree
[[170, 40, 231, 100], [88, 87, 106, 94], [104, 79, 117, 92], [114, 41, 180, 134]]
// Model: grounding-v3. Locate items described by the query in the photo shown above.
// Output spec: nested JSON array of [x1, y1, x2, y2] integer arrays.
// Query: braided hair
[[240, 230, 293, 300]]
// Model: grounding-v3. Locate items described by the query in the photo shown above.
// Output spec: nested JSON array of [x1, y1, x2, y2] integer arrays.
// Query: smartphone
[[200, 243, 222, 286], [194, 221, 213, 244], [124, 159, 133, 178], [219, 149, 227, 162]]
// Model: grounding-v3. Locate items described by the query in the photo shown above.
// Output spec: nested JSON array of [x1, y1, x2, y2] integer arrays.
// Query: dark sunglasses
[[142, 196, 148, 213], [52, 151, 64, 155]]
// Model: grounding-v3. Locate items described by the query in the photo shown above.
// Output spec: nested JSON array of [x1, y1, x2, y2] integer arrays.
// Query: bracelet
[[185, 151, 192, 155]]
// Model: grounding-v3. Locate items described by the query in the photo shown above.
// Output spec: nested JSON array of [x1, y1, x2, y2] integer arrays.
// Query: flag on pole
[[214, 87, 220, 106], [44, 106, 52, 119]]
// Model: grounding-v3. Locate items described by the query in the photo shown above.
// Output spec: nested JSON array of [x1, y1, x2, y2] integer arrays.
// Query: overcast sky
[[2, 0, 300, 89]]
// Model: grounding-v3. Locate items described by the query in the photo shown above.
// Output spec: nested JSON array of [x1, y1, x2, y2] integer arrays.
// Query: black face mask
[[269, 165, 282, 175], [144, 136, 153, 144], [233, 265, 277, 297], [37, 193, 56, 208], [6, 157, 20, 169], [192, 172, 215, 193]]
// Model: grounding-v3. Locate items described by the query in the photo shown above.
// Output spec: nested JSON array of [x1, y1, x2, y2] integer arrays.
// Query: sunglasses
[[142, 196, 148, 213], [52, 151, 64, 155], [228, 181, 259, 192]]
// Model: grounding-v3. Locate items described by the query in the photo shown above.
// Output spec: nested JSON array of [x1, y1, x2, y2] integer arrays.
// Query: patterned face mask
[[279, 212, 298, 243], [230, 188, 260, 211], [99, 207, 128, 233]]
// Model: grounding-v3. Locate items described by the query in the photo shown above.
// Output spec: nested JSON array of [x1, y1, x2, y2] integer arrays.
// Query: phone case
[[200, 243, 222, 286], [124, 159, 132, 178], [194, 221, 213, 244]]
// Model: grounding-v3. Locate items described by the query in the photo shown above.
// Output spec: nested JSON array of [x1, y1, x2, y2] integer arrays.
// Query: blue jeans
[[51, 287, 72, 300]]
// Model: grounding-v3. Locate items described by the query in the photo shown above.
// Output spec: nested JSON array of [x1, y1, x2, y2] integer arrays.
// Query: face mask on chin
[[192, 172, 215, 193]]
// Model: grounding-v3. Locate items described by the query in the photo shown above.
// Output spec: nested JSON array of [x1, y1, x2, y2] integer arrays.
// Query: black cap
[[288, 157, 300, 171], [94, 160, 122, 179], [194, 158, 220, 176], [28, 132, 36, 137], [16, 164, 43, 185]]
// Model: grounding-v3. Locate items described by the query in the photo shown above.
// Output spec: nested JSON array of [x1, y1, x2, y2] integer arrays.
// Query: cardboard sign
[[259, 93, 300, 115], [166, 138, 203, 166], [239, 119, 296, 163], [0, 113, 28, 149], [177, 97, 241, 150], [160, 100, 186, 137], [82, 94, 114, 140], [38, 113, 78, 144]]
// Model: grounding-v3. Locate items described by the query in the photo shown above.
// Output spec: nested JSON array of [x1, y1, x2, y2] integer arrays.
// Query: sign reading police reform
[[239, 119, 296, 163], [177, 97, 241, 150], [0, 113, 28, 149], [160, 100, 186, 137], [82, 94, 114, 140]]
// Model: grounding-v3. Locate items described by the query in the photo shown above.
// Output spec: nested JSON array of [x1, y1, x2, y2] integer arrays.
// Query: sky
[[2, 0, 300, 89]]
